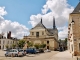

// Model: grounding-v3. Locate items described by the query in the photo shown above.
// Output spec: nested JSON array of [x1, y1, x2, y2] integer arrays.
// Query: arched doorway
[[47, 46, 49, 49]]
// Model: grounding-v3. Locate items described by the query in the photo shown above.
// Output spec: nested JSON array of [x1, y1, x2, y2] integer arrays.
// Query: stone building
[[0, 31, 19, 50], [68, 2, 80, 56], [23, 17, 59, 50]]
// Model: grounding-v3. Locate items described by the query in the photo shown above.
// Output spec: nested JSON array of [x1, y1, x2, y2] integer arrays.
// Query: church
[[23, 17, 59, 50]]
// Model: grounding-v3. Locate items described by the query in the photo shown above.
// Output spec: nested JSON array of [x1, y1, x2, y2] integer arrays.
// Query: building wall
[[0, 39, 18, 50], [69, 14, 80, 56], [23, 36, 59, 50]]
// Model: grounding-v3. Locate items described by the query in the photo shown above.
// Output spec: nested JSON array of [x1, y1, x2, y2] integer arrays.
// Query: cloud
[[29, 0, 74, 39], [0, 7, 7, 24], [58, 26, 68, 39], [0, 7, 29, 39]]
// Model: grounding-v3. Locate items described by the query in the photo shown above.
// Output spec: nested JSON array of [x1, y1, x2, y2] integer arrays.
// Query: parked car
[[3, 49, 7, 51], [18, 49, 26, 56], [39, 48, 44, 53], [45, 49, 51, 52], [5, 49, 24, 57], [26, 48, 36, 54]]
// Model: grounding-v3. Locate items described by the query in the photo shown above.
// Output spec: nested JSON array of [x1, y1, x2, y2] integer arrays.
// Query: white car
[[45, 49, 51, 52], [5, 49, 24, 57]]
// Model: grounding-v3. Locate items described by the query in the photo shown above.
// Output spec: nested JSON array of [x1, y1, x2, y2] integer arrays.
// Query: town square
[[0, 0, 80, 60]]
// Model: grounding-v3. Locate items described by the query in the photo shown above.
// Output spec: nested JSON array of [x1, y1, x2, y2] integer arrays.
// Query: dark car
[[26, 48, 36, 54], [39, 48, 44, 53]]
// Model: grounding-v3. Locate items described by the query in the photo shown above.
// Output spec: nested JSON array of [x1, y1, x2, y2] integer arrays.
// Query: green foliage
[[12, 44, 16, 49], [5, 45, 9, 49], [27, 42, 33, 47], [64, 38, 67, 46], [18, 40, 25, 48], [34, 44, 40, 49], [42, 44, 46, 48], [34, 44, 46, 49]]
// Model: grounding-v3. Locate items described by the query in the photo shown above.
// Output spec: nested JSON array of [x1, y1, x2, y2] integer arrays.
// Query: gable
[[72, 2, 80, 14], [31, 22, 46, 30]]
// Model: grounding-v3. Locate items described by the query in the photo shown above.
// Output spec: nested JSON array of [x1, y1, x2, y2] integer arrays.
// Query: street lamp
[[71, 19, 75, 24]]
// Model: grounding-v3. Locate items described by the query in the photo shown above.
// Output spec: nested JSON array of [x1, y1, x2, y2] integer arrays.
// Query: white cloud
[[0, 7, 29, 39], [29, 0, 74, 39], [58, 26, 68, 39], [0, 7, 7, 16]]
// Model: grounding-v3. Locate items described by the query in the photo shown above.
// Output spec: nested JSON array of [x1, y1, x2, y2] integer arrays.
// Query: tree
[[27, 42, 33, 48], [42, 44, 46, 48], [39, 44, 46, 48], [64, 38, 67, 49], [34, 44, 46, 49], [18, 40, 25, 48], [5, 45, 9, 49], [12, 44, 16, 49], [34, 44, 40, 49]]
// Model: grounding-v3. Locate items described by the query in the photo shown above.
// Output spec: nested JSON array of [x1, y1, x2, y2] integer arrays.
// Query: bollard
[[72, 54, 73, 58], [77, 57, 78, 60], [11, 53, 13, 57]]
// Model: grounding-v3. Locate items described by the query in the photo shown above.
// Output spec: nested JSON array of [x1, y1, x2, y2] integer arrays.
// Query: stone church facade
[[23, 18, 59, 50], [68, 2, 80, 56]]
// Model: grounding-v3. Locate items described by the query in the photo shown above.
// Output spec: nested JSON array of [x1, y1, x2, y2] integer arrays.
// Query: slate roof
[[47, 28, 57, 36], [31, 18, 58, 36], [34, 21, 46, 29], [72, 2, 80, 14]]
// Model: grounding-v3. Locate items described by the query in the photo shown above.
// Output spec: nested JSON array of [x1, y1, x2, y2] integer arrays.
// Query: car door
[[8, 50, 13, 56]]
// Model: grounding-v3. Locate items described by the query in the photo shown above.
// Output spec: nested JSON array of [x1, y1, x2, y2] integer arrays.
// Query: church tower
[[68, 2, 80, 56], [53, 17, 56, 29]]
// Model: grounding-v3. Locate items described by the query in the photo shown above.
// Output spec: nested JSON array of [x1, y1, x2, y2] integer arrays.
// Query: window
[[13, 41, 14, 43], [79, 43, 80, 51], [32, 32, 34, 35], [3, 45, 4, 49], [42, 32, 44, 35], [36, 32, 39, 37], [11, 41, 12, 44], [71, 44, 73, 51], [8, 41, 9, 44], [3, 40, 5, 44], [0, 40, 1, 44], [47, 41, 49, 44], [27, 41, 29, 43]]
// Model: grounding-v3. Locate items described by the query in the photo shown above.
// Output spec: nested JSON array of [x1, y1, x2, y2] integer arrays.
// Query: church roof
[[72, 2, 80, 14], [34, 21, 46, 29], [47, 28, 57, 36], [31, 18, 58, 36], [31, 18, 46, 29]]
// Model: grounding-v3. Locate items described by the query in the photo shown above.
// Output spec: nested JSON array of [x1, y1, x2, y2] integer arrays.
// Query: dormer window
[[42, 32, 44, 35], [36, 32, 39, 37], [32, 32, 34, 35]]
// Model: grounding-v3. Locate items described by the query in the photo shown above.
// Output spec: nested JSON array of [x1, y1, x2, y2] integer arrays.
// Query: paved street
[[48, 50, 76, 60], [0, 50, 77, 60]]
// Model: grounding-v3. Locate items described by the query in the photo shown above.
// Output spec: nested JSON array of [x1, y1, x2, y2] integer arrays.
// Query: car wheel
[[5, 54, 8, 57], [15, 54, 18, 57]]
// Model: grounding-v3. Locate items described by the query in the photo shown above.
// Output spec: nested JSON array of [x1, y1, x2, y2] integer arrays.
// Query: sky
[[0, 0, 79, 39]]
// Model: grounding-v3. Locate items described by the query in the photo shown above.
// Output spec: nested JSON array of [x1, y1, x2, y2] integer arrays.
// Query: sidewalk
[[0, 50, 6, 57], [48, 50, 77, 60]]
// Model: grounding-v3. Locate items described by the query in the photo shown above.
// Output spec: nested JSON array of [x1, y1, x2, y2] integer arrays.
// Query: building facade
[[23, 18, 59, 50], [68, 2, 80, 56], [0, 39, 18, 50], [0, 31, 19, 50]]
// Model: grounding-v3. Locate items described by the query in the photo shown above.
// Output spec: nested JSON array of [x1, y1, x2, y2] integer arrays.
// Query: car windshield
[[18, 49, 23, 52]]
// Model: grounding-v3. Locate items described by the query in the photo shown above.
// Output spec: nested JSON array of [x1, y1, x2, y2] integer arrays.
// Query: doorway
[[47, 46, 49, 49]]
